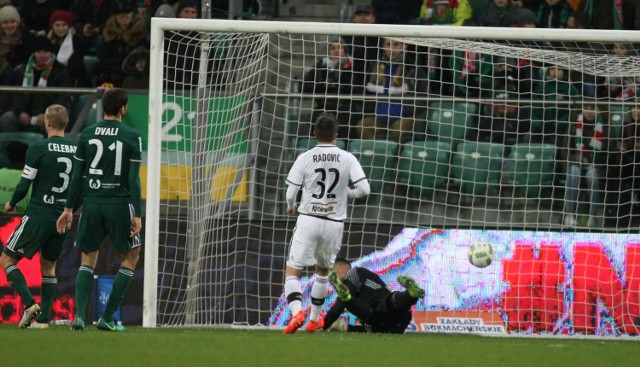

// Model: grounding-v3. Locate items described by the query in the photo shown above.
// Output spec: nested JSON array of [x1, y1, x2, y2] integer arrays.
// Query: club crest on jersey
[[310, 203, 335, 215], [43, 194, 55, 204], [89, 179, 102, 189]]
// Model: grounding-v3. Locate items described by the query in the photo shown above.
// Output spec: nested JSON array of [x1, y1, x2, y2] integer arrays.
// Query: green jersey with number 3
[[75, 120, 142, 205], [22, 136, 77, 221]]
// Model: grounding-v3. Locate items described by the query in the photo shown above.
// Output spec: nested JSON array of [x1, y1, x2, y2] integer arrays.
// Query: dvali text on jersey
[[95, 127, 119, 136]]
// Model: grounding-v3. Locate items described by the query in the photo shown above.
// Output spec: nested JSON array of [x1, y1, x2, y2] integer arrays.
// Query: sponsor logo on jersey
[[310, 202, 335, 215]]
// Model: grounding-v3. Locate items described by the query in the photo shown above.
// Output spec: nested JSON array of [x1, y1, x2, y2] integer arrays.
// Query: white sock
[[309, 274, 328, 322], [284, 276, 302, 315]]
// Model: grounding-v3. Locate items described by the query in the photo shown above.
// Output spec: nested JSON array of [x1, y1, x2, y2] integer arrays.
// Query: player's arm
[[348, 157, 370, 199], [129, 134, 143, 237], [57, 157, 85, 233], [5, 177, 32, 213], [285, 183, 300, 215], [65, 157, 85, 210], [322, 298, 346, 331], [6, 146, 39, 213], [285, 157, 303, 215], [129, 160, 142, 217], [348, 177, 370, 199], [128, 159, 142, 237]]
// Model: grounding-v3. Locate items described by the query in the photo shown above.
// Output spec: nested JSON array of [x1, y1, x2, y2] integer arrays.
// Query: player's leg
[[1, 252, 40, 328], [97, 203, 142, 332], [1, 216, 47, 328], [305, 264, 328, 332], [306, 220, 343, 332], [389, 276, 425, 314], [34, 231, 66, 327], [32, 258, 56, 328], [397, 275, 425, 299], [72, 251, 99, 330], [283, 265, 306, 334], [73, 202, 107, 330], [283, 216, 316, 334]]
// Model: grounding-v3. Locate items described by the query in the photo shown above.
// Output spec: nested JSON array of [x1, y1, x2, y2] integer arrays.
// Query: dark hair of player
[[102, 88, 129, 116], [314, 113, 339, 142], [45, 104, 69, 130]]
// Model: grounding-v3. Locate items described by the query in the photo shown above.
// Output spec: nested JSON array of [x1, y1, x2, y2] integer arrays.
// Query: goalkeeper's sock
[[284, 276, 302, 315], [102, 267, 134, 322], [35, 276, 57, 323], [309, 274, 328, 322], [74, 265, 94, 321], [5, 265, 34, 307]]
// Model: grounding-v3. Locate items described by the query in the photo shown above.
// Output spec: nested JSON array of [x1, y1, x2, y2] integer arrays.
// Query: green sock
[[102, 267, 134, 322], [5, 265, 34, 307], [75, 266, 94, 321], [35, 276, 57, 323]]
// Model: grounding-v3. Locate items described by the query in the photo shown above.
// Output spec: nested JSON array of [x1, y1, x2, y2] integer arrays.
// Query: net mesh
[[149, 22, 640, 334]]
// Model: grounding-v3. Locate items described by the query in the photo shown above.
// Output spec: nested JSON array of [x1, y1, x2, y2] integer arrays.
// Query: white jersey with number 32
[[286, 144, 366, 221]]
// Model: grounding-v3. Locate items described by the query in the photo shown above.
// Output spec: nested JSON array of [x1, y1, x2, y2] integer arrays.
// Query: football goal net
[[145, 18, 640, 337]]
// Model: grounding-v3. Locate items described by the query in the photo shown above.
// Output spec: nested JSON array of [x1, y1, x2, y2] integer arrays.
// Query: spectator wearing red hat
[[48, 10, 89, 87], [22, 0, 60, 36], [0, 35, 72, 133]]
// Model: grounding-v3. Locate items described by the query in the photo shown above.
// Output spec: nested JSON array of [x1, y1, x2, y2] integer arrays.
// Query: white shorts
[[287, 214, 344, 269]]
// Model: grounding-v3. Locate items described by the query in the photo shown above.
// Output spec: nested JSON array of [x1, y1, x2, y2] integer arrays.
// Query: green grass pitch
[[1, 324, 639, 367]]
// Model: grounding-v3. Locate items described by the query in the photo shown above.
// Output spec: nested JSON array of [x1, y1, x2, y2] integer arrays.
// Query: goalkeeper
[[323, 258, 425, 333]]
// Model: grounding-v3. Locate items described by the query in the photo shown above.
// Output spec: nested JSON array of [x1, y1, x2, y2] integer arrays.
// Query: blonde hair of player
[[44, 104, 69, 135]]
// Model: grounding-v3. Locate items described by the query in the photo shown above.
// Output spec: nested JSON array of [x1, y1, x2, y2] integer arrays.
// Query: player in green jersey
[[1, 104, 75, 329], [56, 88, 142, 332]]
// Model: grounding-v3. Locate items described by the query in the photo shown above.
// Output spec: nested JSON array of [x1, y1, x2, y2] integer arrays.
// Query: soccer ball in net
[[468, 242, 494, 268]]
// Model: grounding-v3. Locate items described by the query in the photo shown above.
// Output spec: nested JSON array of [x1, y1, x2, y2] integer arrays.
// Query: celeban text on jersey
[[48, 143, 77, 153]]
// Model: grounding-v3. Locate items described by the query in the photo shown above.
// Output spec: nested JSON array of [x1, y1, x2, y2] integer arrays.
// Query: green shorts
[[75, 202, 142, 253], [3, 215, 65, 261]]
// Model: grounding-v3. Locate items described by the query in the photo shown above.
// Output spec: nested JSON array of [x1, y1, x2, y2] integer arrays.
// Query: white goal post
[[145, 17, 640, 336]]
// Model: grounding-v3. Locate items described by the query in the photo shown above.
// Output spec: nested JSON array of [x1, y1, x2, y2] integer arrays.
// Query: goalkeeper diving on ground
[[323, 258, 425, 333]]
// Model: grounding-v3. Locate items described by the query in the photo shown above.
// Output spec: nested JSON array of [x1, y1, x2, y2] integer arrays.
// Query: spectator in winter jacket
[[0, 35, 71, 133]]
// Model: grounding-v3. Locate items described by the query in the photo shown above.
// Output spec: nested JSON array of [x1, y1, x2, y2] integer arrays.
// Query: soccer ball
[[468, 242, 494, 268]]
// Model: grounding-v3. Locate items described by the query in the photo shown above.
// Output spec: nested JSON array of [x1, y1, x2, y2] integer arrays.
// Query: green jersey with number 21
[[75, 120, 142, 204]]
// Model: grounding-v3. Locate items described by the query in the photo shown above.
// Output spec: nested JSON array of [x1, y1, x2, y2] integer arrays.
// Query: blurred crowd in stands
[[1, 0, 640, 227]]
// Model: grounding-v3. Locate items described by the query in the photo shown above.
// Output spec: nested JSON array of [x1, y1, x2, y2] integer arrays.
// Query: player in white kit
[[283, 113, 370, 334]]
